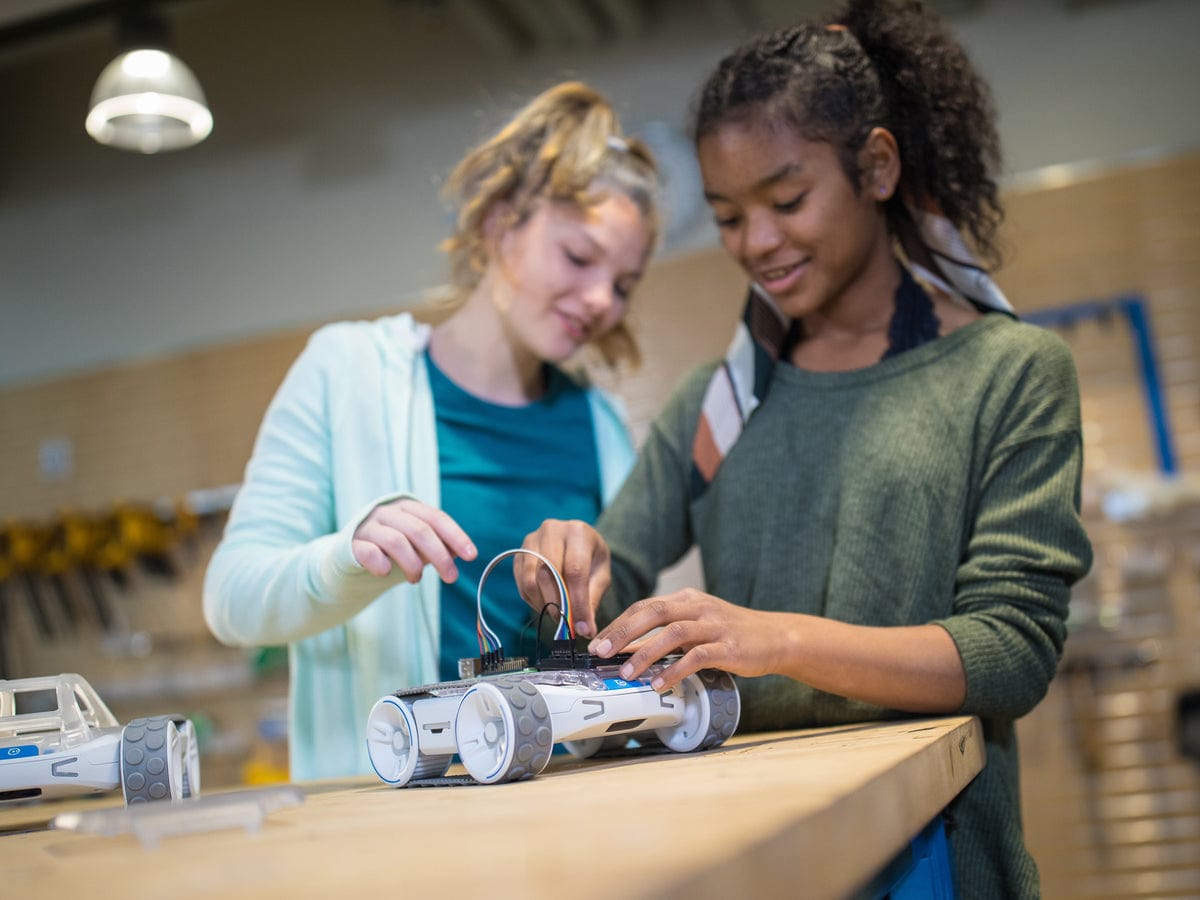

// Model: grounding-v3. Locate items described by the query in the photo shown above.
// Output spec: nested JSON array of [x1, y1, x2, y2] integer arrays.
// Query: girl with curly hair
[[519, 3, 1091, 894]]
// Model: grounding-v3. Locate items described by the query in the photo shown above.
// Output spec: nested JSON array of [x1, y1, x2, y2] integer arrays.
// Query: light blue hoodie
[[203, 314, 635, 780]]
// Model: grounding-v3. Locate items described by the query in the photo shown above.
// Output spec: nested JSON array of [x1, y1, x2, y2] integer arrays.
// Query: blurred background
[[1, 1, 1198, 895]]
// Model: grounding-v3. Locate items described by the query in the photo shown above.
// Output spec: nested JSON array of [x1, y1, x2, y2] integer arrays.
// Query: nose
[[740, 209, 784, 260], [581, 278, 616, 318]]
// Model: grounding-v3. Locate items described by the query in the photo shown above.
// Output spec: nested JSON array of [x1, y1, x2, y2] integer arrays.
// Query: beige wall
[[1, 149, 1198, 892], [3, 0, 1200, 389], [999, 151, 1200, 898]]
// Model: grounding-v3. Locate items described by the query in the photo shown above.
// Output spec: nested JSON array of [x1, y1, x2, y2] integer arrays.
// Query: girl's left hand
[[587, 589, 786, 692]]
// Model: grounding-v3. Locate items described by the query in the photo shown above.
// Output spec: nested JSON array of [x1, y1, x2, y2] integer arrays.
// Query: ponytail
[[692, 0, 1003, 266]]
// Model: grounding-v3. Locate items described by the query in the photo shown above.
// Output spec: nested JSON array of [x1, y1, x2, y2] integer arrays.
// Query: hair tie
[[826, 23, 847, 32], [606, 134, 630, 153]]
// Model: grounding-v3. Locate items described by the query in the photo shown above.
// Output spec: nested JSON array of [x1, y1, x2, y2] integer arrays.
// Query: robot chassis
[[366, 549, 741, 787], [0, 673, 200, 806]]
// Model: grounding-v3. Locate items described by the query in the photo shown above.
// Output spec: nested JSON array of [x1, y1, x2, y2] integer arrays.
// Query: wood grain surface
[[0, 716, 982, 900]]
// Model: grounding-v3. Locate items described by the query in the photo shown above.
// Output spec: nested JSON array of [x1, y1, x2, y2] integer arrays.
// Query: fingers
[[643, 648, 707, 694], [534, 562, 564, 617], [400, 501, 477, 562], [352, 519, 432, 582], [587, 591, 732, 692], [350, 538, 393, 577], [623, 622, 718, 692], [515, 520, 571, 616], [351, 499, 476, 583], [559, 521, 609, 638], [514, 528, 552, 605], [588, 596, 677, 658], [517, 520, 610, 638]]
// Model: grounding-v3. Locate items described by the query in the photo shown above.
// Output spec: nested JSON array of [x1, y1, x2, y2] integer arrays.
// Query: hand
[[588, 589, 782, 692], [351, 498, 477, 582], [514, 519, 611, 638]]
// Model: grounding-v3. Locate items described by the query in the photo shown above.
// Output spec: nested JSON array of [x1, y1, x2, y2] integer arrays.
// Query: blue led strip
[[1023, 295, 1177, 476]]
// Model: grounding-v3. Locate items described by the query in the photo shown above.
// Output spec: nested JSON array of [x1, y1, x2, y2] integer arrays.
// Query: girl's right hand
[[515, 519, 612, 638], [351, 498, 477, 583]]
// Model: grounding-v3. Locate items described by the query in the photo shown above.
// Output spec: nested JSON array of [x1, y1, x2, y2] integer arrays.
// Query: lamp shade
[[86, 48, 213, 153]]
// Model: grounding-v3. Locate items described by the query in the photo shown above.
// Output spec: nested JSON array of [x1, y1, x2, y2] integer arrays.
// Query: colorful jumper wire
[[474, 548, 574, 657]]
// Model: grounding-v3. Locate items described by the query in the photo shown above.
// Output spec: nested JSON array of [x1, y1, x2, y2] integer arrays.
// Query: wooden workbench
[[0, 715, 982, 900]]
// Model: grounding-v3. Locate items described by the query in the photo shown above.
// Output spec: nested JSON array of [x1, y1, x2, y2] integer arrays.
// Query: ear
[[859, 127, 901, 202]]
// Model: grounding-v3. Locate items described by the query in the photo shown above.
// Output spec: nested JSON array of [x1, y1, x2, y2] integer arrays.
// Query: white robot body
[[1, 673, 201, 806], [367, 662, 740, 787]]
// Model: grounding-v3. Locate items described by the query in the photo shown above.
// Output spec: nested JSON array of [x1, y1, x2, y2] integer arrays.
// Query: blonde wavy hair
[[439, 81, 660, 369]]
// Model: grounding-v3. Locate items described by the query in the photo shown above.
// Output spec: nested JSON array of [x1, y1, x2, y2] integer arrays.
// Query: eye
[[564, 247, 590, 267], [613, 279, 635, 301], [774, 192, 806, 213], [712, 212, 741, 230]]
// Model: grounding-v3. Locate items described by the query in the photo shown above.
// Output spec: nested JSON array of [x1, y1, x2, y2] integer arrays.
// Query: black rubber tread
[[563, 734, 635, 759], [411, 753, 454, 781], [406, 774, 478, 788]]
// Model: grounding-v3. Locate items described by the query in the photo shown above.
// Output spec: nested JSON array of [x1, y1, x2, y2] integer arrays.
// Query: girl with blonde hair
[[205, 82, 660, 780]]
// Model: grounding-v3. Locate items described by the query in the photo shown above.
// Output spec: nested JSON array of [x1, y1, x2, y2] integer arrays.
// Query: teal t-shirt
[[426, 349, 602, 680]]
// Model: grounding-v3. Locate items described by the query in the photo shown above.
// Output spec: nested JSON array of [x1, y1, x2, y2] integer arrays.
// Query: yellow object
[[241, 758, 289, 786]]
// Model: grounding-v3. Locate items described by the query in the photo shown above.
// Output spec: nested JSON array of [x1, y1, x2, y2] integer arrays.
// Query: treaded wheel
[[366, 696, 452, 786], [655, 670, 740, 753], [121, 716, 185, 804], [695, 670, 740, 749], [454, 677, 552, 784]]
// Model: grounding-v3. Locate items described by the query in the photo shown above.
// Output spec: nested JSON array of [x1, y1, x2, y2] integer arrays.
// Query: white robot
[[0, 673, 200, 805], [367, 550, 740, 786]]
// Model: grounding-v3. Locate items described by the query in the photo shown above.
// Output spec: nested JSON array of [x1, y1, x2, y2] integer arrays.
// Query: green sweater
[[598, 313, 1093, 898]]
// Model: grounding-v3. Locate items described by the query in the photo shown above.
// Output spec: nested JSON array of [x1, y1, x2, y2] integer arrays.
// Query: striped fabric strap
[[899, 202, 1014, 316], [689, 202, 1013, 498], [690, 283, 787, 498]]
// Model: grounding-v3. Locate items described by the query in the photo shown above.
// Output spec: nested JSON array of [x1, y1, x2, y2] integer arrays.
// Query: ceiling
[[0, 0, 998, 61], [0, 0, 91, 27], [0, 0, 143, 60]]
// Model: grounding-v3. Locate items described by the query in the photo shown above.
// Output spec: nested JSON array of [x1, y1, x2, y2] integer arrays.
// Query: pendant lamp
[[85, 10, 212, 154]]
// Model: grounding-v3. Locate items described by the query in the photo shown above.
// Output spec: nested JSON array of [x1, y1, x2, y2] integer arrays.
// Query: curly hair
[[440, 82, 660, 368], [691, 0, 1003, 267]]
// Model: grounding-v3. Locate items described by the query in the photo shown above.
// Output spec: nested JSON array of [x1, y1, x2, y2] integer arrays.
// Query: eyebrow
[[575, 229, 602, 252], [571, 226, 645, 282], [704, 161, 805, 203]]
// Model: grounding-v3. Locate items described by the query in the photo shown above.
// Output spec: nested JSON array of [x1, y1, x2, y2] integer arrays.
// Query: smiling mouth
[[558, 311, 590, 341], [760, 261, 804, 282], [753, 262, 811, 290]]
